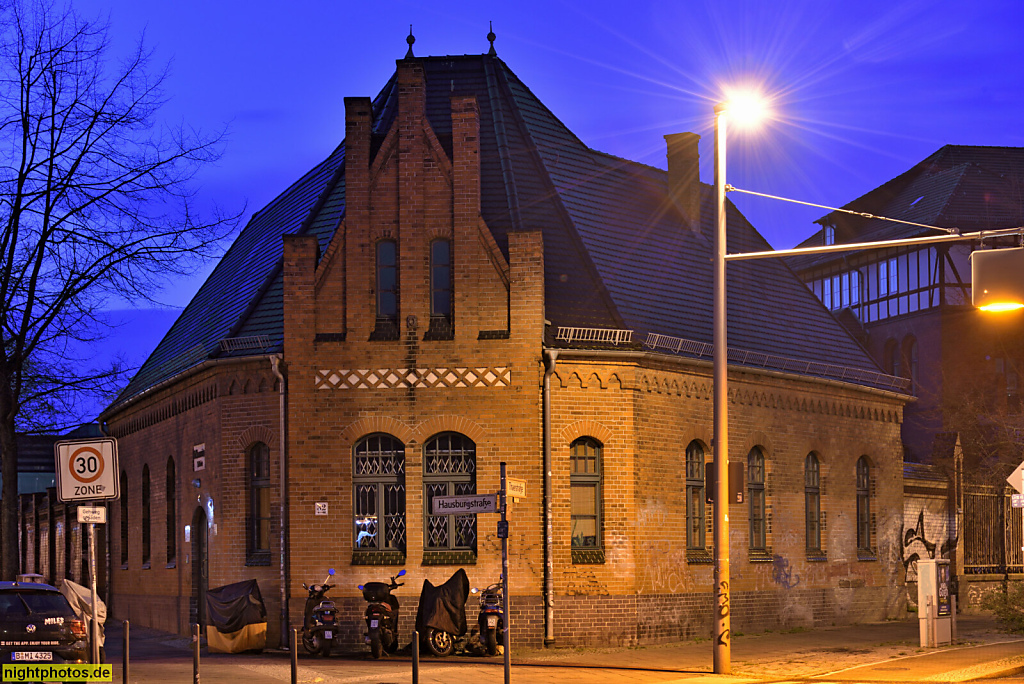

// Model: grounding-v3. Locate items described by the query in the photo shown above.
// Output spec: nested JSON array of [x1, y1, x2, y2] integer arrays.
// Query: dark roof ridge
[[492, 56, 628, 330]]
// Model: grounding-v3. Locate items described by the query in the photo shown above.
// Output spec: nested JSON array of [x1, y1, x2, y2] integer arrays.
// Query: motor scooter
[[358, 569, 405, 658], [301, 568, 337, 657], [471, 579, 504, 656]]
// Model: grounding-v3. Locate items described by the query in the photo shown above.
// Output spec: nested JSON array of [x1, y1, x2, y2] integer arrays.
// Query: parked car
[[0, 580, 89, 664]]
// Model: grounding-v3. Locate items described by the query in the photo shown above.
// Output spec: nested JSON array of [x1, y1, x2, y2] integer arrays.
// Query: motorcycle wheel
[[426, 628, 454, 657], [369, 631, 383, 659], [383, 628, 399, 654], [310, 632, 327, 657], [320, 636, 332, 658], [301, 632, 317, 655], [485, 628, 498, 656]]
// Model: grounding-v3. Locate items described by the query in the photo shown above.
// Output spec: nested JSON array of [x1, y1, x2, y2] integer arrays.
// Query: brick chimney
[[664, 132, 701, 233]]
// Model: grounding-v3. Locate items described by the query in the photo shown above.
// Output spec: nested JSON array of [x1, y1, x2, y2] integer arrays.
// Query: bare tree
[[0, 0, 237, 580]]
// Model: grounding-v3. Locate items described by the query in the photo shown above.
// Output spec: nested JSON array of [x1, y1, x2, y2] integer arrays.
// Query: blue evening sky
[[73, 0, 1023, 402]]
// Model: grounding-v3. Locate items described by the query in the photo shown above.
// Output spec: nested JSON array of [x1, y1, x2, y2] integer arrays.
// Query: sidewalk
[[512, 615, 1024, 681], [101, 615, 1024, 683]]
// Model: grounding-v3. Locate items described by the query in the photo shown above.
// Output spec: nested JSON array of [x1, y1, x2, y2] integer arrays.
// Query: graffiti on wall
[[901, 508, 955, 577], [771, 554, 800, 589]]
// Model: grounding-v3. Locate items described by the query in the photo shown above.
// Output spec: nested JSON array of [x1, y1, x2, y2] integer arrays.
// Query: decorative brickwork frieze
[[315, 366, 511, 390]]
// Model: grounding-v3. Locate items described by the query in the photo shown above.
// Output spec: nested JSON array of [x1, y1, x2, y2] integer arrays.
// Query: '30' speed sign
[[55, 438, 120, 502]]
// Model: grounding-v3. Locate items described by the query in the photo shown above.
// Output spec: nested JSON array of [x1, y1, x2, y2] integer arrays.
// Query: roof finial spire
[[405, 25, 415, 58], [487, 21, 496, 56]]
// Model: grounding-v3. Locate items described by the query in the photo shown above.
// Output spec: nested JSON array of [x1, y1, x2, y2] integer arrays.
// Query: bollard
[[193, 623, 200, 684], [291, 628, 298, 684], [412, 630, 419, 684], [122, 620, 129, 684], [951, 595, 958, 644]]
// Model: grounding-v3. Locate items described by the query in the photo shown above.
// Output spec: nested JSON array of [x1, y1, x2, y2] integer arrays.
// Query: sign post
[[499, 462, 510, 684], [55, 438, 120, 665]]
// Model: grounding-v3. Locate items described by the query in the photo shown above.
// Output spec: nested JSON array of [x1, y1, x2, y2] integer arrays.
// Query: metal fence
[[963, 487, 1024, 574]]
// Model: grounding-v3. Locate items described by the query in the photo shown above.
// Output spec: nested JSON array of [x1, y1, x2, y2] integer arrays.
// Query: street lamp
[[710, 93, 1022, 675], [712, 94, 766, 675]]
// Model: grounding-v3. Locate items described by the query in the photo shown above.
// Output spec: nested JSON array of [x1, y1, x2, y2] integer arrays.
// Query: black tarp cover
[[206, 579, 267, 633], [415, 569, 469, 637]]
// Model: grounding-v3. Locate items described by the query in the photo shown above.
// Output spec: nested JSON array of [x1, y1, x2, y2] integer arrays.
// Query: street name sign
[[507, 478, 527, 499], [431, 493, 498, 514], [1008, 459, 1024, 494], [1013, 493, 1024, 508], [55, 438, 120, 502], [77, 506, 107, 524]]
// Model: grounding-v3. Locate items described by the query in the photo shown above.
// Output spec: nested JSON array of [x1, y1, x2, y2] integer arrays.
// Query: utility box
[[917, 558, 952, 647]]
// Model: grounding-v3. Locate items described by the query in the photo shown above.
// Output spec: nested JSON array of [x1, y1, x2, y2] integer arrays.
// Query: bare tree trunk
[[0, 379, 20, 580]]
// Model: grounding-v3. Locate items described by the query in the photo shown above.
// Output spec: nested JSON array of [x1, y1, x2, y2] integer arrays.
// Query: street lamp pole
[[713, 102, 731, 675]]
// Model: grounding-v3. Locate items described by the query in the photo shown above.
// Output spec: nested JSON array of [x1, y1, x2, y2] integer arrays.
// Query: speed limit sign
[[55, 438, 120, 502]]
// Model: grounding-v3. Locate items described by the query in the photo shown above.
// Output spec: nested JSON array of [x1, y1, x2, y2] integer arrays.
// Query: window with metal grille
[[805, 453, 821, 552], [748, 447, 766, 551], [570, 438, 601, 550], [142, 465, 151, 567], [424, 433, 476, 552], [166, 457, 176, 566], [247, 442, 272, 564], [856, 456, 871, 551], [120, 470, 128, 566], [686, 441, 706, 550], [354, 434, 406, 553]]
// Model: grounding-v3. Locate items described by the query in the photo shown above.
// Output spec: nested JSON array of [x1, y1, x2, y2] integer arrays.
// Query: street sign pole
[[88, 519, 99, 664], [500, 462, 510, 684]]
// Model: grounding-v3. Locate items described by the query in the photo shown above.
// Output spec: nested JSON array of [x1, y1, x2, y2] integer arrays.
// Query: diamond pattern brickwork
[[315, 366, 510, 390]]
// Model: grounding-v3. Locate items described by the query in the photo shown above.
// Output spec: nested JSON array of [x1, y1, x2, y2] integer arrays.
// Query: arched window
[[372, 239, 399, 339], [856, 456, 872, 553], [823, 225, 835, 246], [427, 239, 454, 339], [166, 457, 177, 566], [685, 441, 706, 551], [247, 442, 272, 564], [805, 453, 822, 553], [353, 434, 406, 554], [570, 438, 602, 555], [424, 433, 476, 554], [883, 339, 899, 377], [747, 447, 766, 552], [903, 336, 919, 393], [141, 465, 151, 567], [120, 471, 128, 566]]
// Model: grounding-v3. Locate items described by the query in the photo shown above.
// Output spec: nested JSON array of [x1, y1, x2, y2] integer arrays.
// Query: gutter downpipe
[[542, 349, 558, 646], [270, 355, 289, 649]]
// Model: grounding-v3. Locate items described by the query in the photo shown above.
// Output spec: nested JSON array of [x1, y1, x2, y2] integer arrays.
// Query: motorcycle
[[415, 568, 469, 657], [472, 579, 504, 656], [301, 568, 337, 657], [358, 568, 406, 659]]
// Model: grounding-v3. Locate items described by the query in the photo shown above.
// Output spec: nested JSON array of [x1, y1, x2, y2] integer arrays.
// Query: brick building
[[95, 43, 911, 649]]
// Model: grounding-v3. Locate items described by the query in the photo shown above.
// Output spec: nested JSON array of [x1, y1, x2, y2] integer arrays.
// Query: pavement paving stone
[[96, 616, 1022, 683]]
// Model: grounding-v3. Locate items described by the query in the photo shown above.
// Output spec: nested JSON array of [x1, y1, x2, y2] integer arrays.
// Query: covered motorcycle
[[204, 579, 267, 653], [414, 568, 469, 657]]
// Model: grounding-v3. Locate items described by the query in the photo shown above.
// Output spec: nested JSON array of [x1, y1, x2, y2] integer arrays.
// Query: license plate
[[370, 619, 379, 628], [486, 615, 498, 628], [13, 652, 53, 661], [324, 631, 332, 639]]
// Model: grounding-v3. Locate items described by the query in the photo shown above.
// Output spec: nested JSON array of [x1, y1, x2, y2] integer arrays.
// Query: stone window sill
[[571, 548, 605, 564], [422, 550, 476, 565], [352, 550, 406, 566]]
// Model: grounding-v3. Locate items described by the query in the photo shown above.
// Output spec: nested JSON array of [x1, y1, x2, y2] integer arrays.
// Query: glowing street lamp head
[[971, 247, 1024, 313], [720, 90, 769, 128]]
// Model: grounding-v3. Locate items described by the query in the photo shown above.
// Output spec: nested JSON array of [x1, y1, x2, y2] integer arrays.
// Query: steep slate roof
[[789, 145, 1024, 272], [108, 52, 888, 413]]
